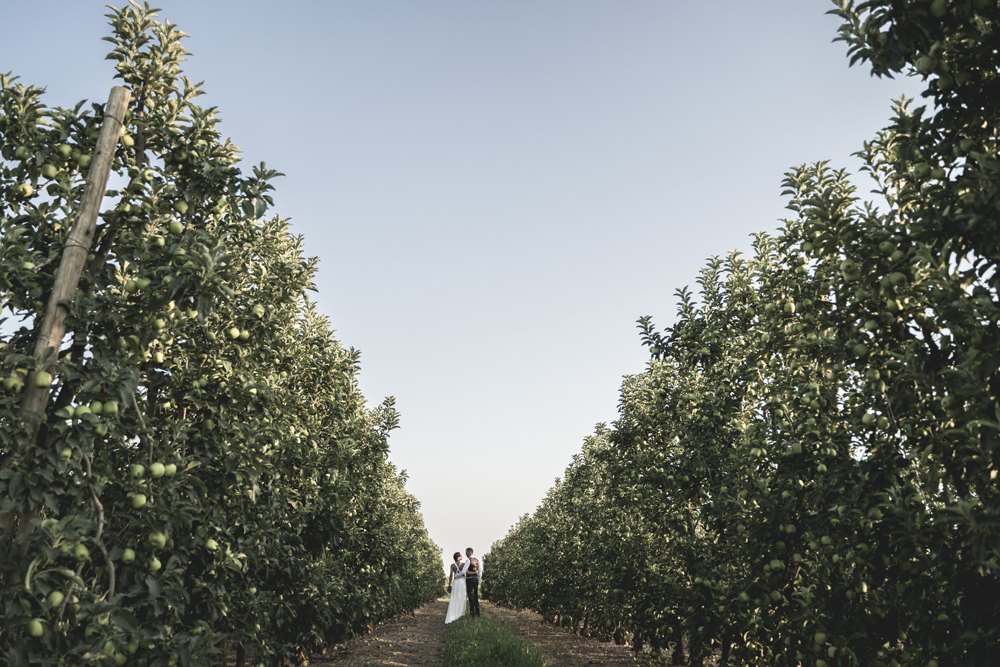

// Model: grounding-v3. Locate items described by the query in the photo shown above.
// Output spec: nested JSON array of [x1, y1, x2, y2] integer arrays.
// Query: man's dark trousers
[[466, 577, 480, 617]]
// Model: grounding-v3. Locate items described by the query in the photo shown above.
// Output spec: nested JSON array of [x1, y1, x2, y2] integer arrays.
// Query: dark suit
[[466, 557, 481, 617]]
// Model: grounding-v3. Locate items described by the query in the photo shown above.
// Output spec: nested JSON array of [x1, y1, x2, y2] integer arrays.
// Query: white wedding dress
[[444, 572, 467, 624]]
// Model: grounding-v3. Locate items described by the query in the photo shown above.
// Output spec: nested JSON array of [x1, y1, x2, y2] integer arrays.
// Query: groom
[[458, 547, 481, 617]]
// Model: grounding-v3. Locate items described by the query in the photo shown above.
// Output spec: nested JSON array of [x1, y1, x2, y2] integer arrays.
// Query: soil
[[310, 599, 700, 667], [484, 603, 677, 667], [311, 600, 447, 666]]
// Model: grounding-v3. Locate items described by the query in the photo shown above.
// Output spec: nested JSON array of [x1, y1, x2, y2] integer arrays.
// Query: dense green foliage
[[0, 4, 442, 666], [485, 2, 1000, 666], [441, 614, 548, 667]]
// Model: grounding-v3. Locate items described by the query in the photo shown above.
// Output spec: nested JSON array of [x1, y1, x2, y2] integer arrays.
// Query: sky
[[2, 1, 925, 572]]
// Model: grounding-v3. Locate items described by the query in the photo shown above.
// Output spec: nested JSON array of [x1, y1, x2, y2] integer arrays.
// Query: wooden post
[[20, 85, 130, 423], [0, 86, 130, 553]]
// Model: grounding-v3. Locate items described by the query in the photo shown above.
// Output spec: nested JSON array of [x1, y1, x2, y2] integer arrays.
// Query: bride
[[445, 551, 467, 623]]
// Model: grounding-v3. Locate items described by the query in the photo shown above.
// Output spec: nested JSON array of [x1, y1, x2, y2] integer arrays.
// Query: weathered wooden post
[[0, 85, 131, 555]]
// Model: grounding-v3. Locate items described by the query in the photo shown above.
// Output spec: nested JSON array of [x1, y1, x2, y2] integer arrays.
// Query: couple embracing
[[445, 547, 481, 624]]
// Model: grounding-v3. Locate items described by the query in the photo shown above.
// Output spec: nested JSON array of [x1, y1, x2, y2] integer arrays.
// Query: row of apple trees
[[0, 3, 443, 667], [484, 1, 999, 666]]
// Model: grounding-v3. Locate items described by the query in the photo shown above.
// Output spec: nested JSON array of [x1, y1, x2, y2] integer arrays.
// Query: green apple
[[124, 279, 139, 293], [122, 548, 136, 564], [47, 591, 64, 607], [148, 531, 167, 549], [131, 464, 145, 478], [173, 200, 188, 214], [206, 538, 218, 551], [814, 632, 827, 644], [77, 154, 92, 168], [40, 163, 58, 179], [252, 304, 265, 317], [59, 447, 72, 461], [74, 404, 91, 418], [169, 221, 184, 235], [90, 400, 104, 414], [239, 329, 250, 341], [229, 327, 241, 339], [28, 619, 44, 637], [74, 543, 90, 561], [95, 423, 108, 436], [164, 463, 177, 477], [150, 462, 165, 478], [121, 134, 134, 147], [132, 494, 147, 509], [104, 400, 119, 415], [148, 557, 162, 572], [137, 277, 151, 290], [57, 144, 72, 158], [14, 146, 30, 159], [34, 371, 52, 388]]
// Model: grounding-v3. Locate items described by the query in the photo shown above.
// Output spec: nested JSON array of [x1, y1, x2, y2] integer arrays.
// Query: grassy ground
[[441, 612, 548, 667]]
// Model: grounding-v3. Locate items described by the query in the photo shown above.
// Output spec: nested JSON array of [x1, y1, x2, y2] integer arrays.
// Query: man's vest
[[467, 557, 480, 578]]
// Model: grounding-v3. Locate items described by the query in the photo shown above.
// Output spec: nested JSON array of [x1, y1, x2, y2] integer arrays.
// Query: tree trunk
[[671, 634, 686, 665]]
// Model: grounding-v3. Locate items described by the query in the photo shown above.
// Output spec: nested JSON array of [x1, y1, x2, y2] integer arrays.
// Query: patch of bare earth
[[311, 600, 447, 667], [484, 601, 720, 667]]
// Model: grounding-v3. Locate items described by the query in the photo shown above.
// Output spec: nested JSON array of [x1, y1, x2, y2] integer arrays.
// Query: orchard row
[[484, 2, 1000, 666], [1, 4, 442, 667]]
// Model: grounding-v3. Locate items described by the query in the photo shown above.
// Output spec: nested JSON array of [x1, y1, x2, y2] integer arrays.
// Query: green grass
[[441, 613, 548, 667]]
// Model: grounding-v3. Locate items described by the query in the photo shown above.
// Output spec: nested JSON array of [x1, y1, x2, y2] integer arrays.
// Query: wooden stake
[[20, 85, 130, 423], [0, 86, 130, 553]]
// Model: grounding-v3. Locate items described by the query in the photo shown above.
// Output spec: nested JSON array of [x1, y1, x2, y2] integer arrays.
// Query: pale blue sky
[[3, 1, 923, 569]]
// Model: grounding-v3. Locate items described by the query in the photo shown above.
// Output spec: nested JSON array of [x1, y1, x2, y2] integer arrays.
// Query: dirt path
[[483, 601, 670, 667], [314, 600, 447, 666], [312, 598, 680, 667]]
